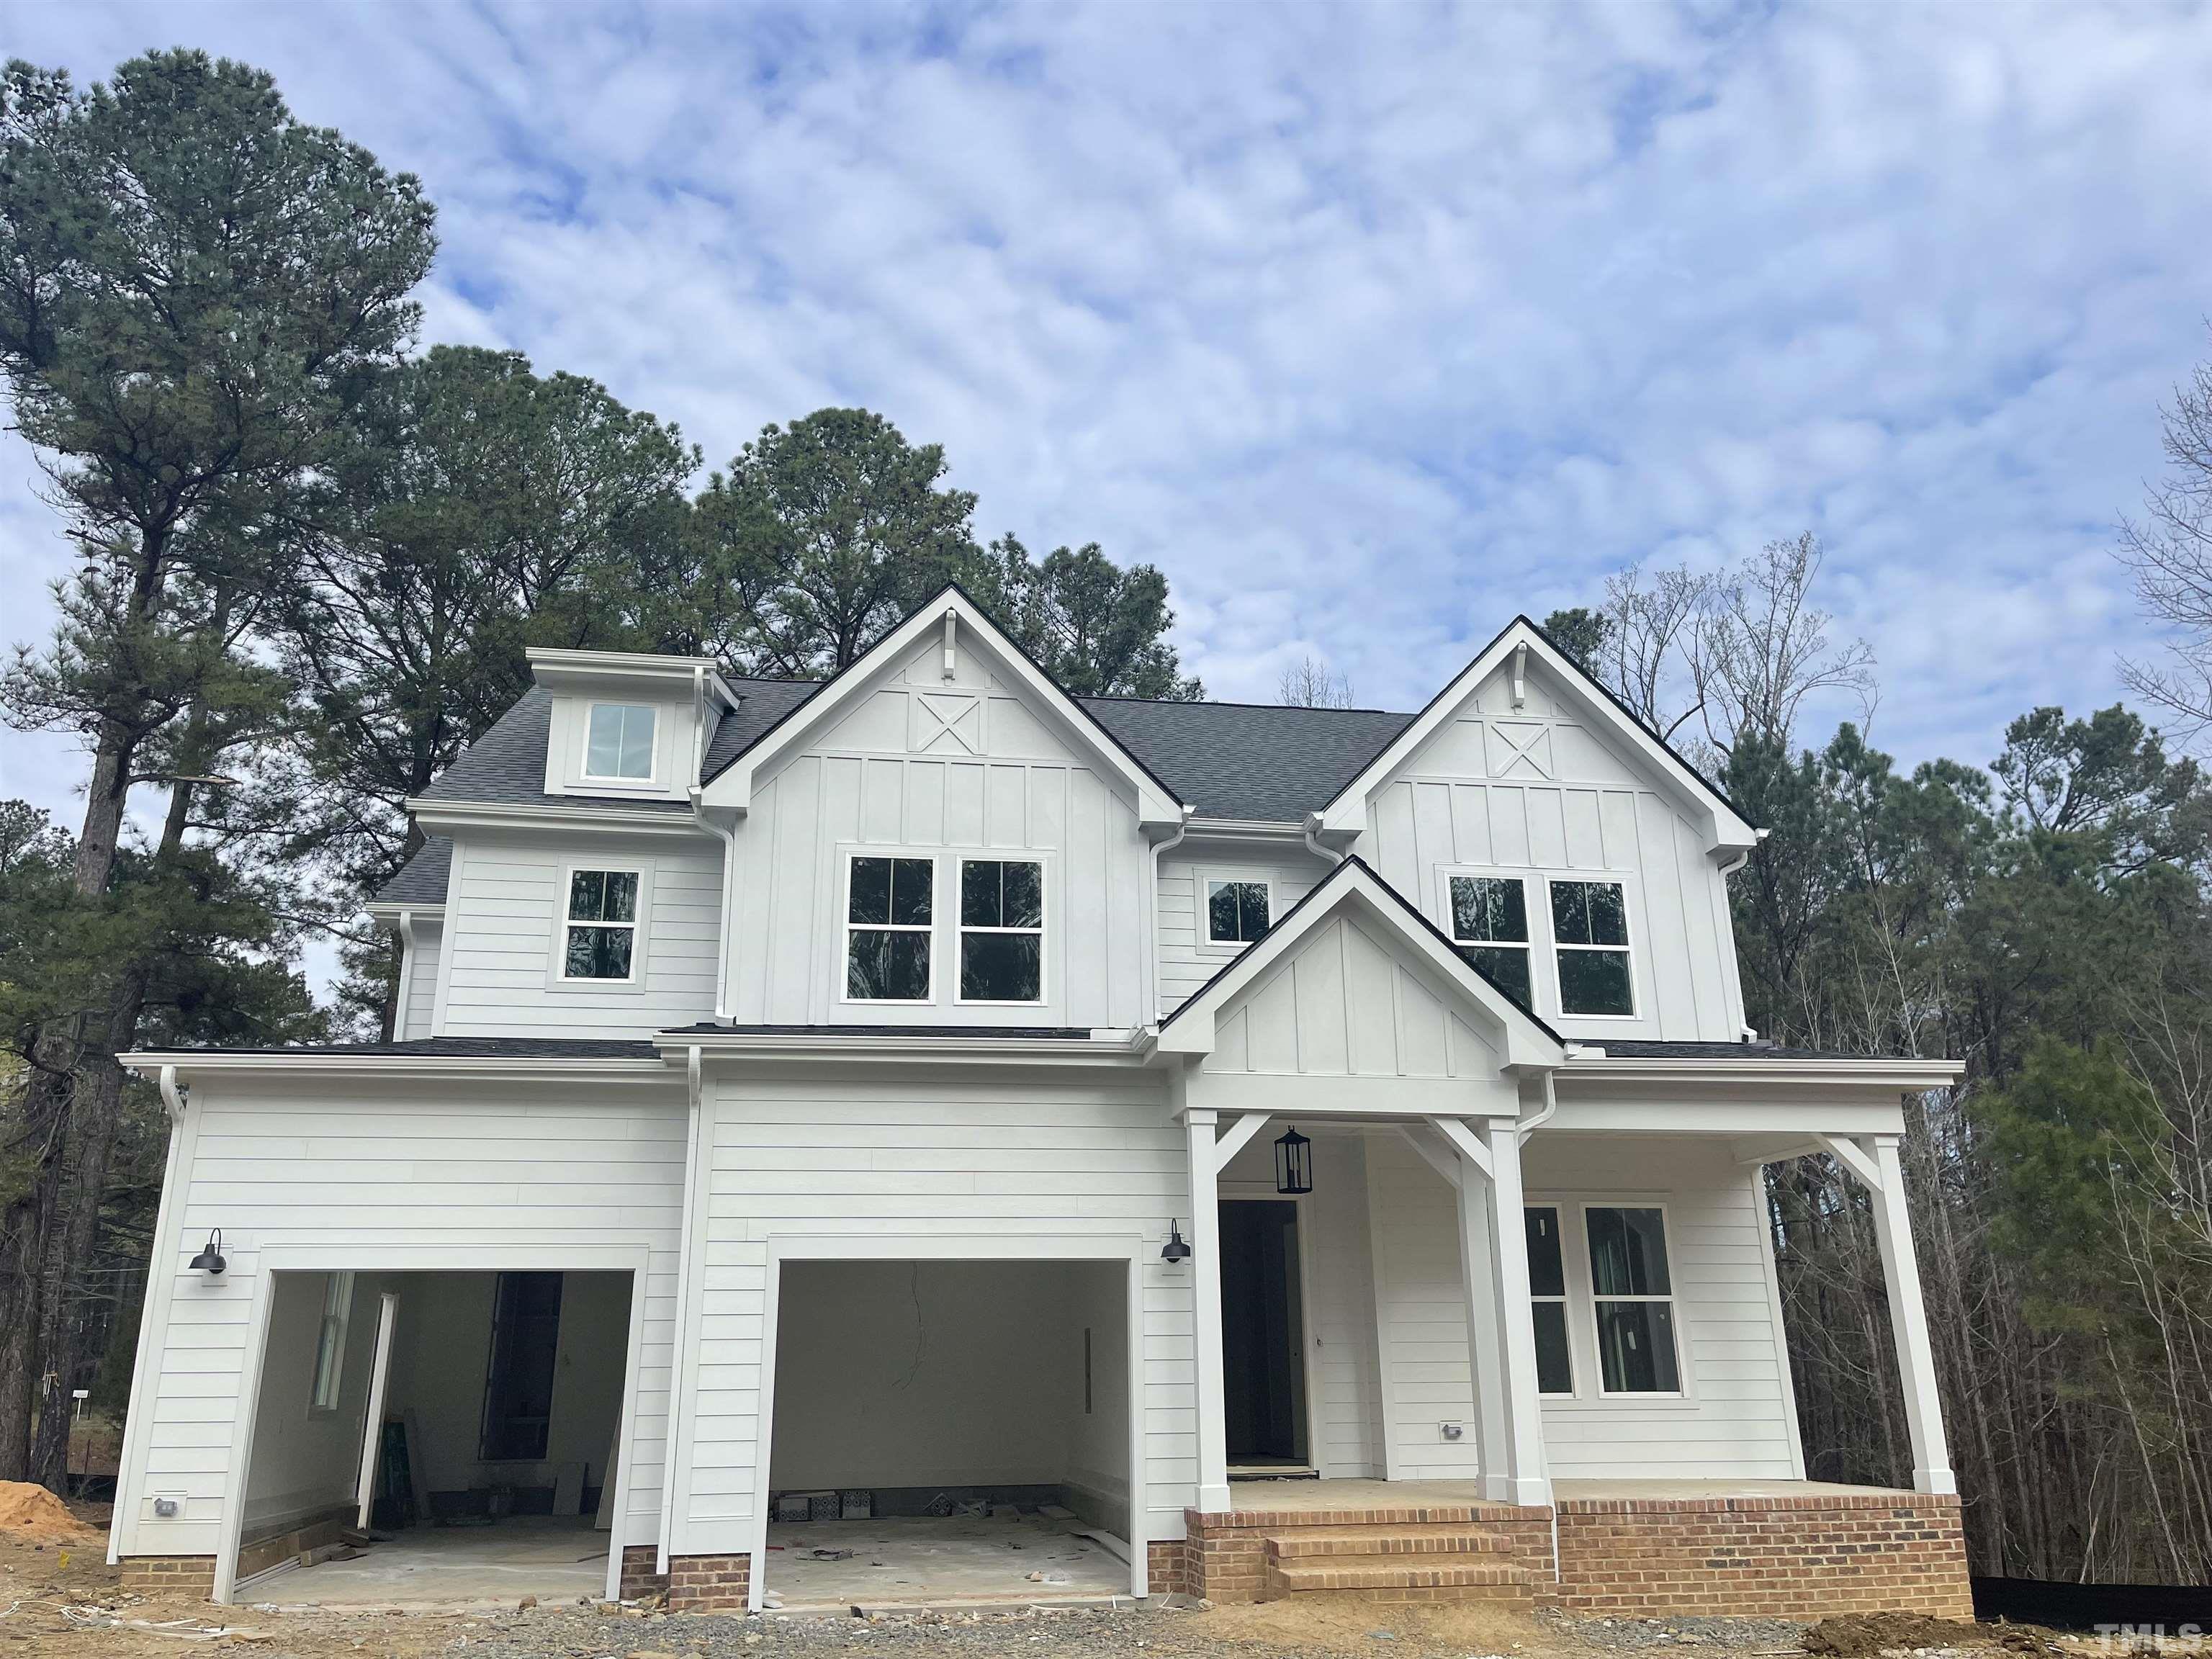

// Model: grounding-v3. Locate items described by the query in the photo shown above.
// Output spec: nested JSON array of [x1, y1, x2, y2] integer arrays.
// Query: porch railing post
[[1184, 1107, 1233, 1514]]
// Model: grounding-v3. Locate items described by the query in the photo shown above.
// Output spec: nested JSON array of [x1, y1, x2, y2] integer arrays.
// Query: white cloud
[[7, 0, 2212, 839]]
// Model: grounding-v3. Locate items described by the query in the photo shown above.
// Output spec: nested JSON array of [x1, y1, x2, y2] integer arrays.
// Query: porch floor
[[763, 1511, 1128, 1611], [1221, 1475, 1904, 1513], [246, 1518, 608, 1609]]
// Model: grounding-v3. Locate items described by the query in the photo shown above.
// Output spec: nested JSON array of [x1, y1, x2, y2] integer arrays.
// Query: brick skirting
[[619, 1545, 670, 1601], [1176, 1490, 1970, 1617], [1549, 1491, 1972, 1618], [667, 1552, 751, 1612], [120, 1557, 217, 1600]]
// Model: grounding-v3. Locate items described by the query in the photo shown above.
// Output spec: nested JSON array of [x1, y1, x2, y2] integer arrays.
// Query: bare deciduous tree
[[1278, 654, 1354, 709], [2121, 349, 2212, 739]]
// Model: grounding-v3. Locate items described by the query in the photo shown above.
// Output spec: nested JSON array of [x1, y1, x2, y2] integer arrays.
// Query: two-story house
[[108, 588, 1972, 1617]]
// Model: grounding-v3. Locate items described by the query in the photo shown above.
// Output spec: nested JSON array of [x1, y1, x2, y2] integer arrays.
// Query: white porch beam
[[1211, 1112, 1272, 1176], [1184, 1107, 1233, 1514], [1426, 1114, 1494, 1181], [1395, 1124, 1462, 1191], [1815, 1132, 1884, 1192], [1866, 1136, 1956, 1496]]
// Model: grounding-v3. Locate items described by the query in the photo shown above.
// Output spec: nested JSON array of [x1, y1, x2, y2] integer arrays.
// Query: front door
[[1219, 1199, 1308, 1469]]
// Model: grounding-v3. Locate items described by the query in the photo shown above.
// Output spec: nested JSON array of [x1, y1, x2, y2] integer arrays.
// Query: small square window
[[847, 856, 934, 1000], [1205, 879, 1270, 944], [1550, 879, 1634, 1016], [563, 869, 639, 979], [585, 703, 657, 781], [1449, 876, 1532, 1007], [960, 859, 1043, 1002]]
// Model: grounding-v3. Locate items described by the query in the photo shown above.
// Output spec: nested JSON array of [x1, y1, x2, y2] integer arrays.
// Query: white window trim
[[1430, 863, 1647, 1024], [1522, 1203, 1575, 1399], [1578, 1198, 1688, 1401], [1547, 876, 1639, 1021], [840, 850, 940, 1007], [580, 701, 664, 788], [1196, 868, 1275, 955], [1444, 872, 1535, 1003], [550, 860, 649, 991], [955, 855, 1048, 1007], [307, 1271, 354, 1417]]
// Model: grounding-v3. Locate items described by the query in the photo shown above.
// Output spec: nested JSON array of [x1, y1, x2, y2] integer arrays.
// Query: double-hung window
[[959, 858, 1043, 1002], [1550, 879, 1633, 1015], [310, 1271, 354, 1413], [1206, 878, 1271, 945], [847, 856, 935, 1001], [1524, 1208, 1573, 1395], [1449, 875, 1532, 1004], [584, 703, 657, 781], [564, 870, 639, 980], [1586, 1205, 1681, 1394]]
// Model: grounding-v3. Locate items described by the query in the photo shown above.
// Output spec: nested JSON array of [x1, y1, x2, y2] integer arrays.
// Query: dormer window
[[1205, 879, 1271, 945], [585, 703, 657, 781]]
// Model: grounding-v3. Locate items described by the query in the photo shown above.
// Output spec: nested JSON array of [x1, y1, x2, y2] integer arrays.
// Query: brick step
[[1264, 1525, 1514, 1560], [1264, 1554, 1536, 1598]]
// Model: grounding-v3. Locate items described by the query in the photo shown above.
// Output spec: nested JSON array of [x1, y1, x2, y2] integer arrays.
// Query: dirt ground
[[0, 1501, 2095, 1659]]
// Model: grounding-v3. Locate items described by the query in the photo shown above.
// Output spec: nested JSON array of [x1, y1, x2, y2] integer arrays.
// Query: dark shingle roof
[[372, 837, 453, 907], [418, 670, 1424, 828], [1078, 698, 1415, 822]]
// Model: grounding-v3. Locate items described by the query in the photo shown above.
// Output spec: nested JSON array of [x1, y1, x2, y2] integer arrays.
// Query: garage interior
[[233, 1268, 631, 1606], [763, 1258, 1134, 1611]]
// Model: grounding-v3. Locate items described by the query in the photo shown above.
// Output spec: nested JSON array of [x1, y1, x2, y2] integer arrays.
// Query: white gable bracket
[[1210, 1112, 1272, 1176], [1397, 1123, 1465, 1190], [1816, 1132, 1884, 1192], [1426, 1114, 1495, 1181]]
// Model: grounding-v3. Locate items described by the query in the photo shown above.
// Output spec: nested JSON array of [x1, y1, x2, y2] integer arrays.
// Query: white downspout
[[392, 910, 416, 1040], [110, 1067, 189, 1565], [657, 1046, 706, 1574], [1517, 1069, 1559, 1144], [1302, 811, 1344, 866], [1719, 838, 1761, 1041]]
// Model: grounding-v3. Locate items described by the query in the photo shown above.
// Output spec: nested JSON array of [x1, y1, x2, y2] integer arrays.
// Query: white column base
[[1196, 1481, 1234, 1514], [1914, 1467, 1958, 1496], [1502, 1474, 1552, 1506]]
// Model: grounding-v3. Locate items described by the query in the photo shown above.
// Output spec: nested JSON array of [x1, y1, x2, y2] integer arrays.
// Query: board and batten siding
[[672, 1066, 1193, 1555], [1155, 845, 1329, 1014], [1349, 657, 1747, 1044], [115, 1074, 685, 1563], [434, 832, 721, 1039], [722, 636, 1152, 1029], [1360, 1131, 1802, 1483], [397, 921, 441, 1040]]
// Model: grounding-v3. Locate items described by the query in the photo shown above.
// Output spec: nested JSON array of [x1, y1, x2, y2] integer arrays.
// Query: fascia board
[[118, 1051, 679, 1087], [1181, 817, 1311, 844], [405, 798, 711, 839], [362, 902, 446, 927], [699, 590, 1184, 827], [1561, 1056, 1964, 1090], [667, 1032, 1151, 1066], [527, 647, 721, 690], [1316, 619, 1758, 853]]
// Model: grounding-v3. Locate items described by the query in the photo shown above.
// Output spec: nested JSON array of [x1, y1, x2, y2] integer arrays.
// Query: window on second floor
[[1550, 878, 1634, 1016], [847, 855, 934, 1001], [584, 703, 657, 781], [960, 858, 1043, 1003], [1206, 878, 1271, 945], [1449, 875, 1532, 1006], [564, 869, 639, 980]]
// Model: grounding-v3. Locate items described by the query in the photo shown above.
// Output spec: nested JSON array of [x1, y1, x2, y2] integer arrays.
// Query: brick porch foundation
[[120, 1557, 218, 1600], [619, 1545, 671, 1601], [1171, 1490, 1971, 1617], [667, 1552, 751, 1612]]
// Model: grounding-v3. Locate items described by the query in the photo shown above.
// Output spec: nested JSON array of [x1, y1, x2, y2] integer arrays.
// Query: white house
[[110, 588, 1974, 1617]]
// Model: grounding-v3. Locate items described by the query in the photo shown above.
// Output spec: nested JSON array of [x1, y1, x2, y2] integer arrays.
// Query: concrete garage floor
[[765, 1511, 1129, 1611], [252, 1518, 610, 1609]]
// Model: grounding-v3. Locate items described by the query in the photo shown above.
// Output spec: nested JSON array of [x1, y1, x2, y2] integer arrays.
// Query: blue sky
[[6, 1, 2212, 840]]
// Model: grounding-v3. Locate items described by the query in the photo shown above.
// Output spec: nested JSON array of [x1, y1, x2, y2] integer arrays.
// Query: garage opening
[[763, 1258, 1135, 1611], [233, 1269, 633, 1606]]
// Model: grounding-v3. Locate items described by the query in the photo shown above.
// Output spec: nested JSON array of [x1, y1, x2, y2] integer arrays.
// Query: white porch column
[[1483, 1121, 1550, 1506], [1450, 1144, 1512, 1500], [1184, 1107, 1233, 1514], [1868, 1136, 1956, 1496]]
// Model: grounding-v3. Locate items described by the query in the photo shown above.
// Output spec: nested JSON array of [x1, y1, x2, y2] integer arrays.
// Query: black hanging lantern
[[189, 1228, 226, 1276], [1274, 1125, 1313, 1195], [1161, 1220, 1192, 1263]]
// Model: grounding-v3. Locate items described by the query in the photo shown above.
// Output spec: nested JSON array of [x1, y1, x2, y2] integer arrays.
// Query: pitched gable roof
[[696, 583, 1186, 828], [1313, 614, 1759, 852], [1156, 853, 1566, 1071]]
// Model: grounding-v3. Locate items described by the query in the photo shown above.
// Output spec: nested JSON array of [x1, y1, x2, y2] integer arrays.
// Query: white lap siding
[[673, 1066, 1193, 1555], [1363, 1132, 1801, 1483], [114, 1073, 685, 1563], [1155, 846, 1330, 1015]]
